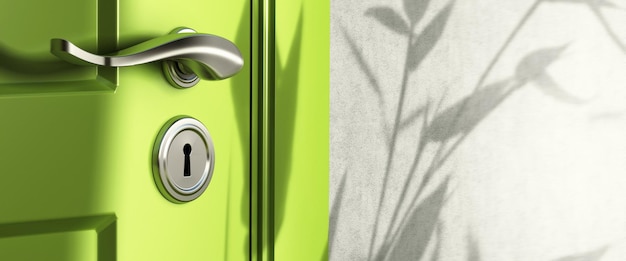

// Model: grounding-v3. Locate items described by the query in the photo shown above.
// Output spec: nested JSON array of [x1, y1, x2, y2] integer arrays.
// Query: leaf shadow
[[410, 45, 568, 204], [365, 7, 410, 35], [407, 1, 454, 71], [514, 44, 568, 82], [551, 245, 608, 261], [425, 78, 516, 142], [409, 46, 572, 261], [403, 0, 431, 27], [545, 0, 626, 53], [274, 7, 304, 236], [426, 44, 569, 142]]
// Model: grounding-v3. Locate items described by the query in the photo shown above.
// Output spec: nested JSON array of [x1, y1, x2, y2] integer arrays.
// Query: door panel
[[0, 0, 100, 85], [0, 0, 250, 260], [0, 215, 115, 261], [0, 232, 97, 261], [0, 0, 116, 94]]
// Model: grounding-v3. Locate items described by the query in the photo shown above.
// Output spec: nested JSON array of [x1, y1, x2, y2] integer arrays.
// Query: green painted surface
[[0, 0, 97, 85], [252, 0, 329, 260], [0, 231, 97, 261], [0, 0, 250, 260], [273, 0, 329, 260]]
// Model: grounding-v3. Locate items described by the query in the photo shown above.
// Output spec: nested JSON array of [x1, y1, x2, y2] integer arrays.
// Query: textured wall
[[330, 0, 626, 260]]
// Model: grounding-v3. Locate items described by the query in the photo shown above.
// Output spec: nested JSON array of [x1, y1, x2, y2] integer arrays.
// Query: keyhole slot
[[183, 143, 192, 177]]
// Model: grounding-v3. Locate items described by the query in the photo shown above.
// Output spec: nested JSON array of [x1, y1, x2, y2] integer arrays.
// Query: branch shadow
[[544, 0, 626, 54], [382, 177, 451, 261], [340, 26, 392, 145], [407, 2, 454, 72], [328, 171, 348, 259], [362, 2, 455, 260], [425, 79, 516, 141], [425, 42, 571, 144], [411, 45, 569, 208]]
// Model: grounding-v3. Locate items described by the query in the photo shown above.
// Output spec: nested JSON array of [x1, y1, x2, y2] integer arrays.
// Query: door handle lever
[[50, 28, 243, 88]]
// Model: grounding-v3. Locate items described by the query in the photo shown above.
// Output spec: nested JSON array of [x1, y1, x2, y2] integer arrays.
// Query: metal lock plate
[[153, 117, 215, 203]]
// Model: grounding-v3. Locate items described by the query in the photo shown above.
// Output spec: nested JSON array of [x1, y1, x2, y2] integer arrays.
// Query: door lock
[[153, 116, 215, 203]]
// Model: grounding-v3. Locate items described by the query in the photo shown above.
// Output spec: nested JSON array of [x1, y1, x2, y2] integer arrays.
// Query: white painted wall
[[330, 0, 626, 260]]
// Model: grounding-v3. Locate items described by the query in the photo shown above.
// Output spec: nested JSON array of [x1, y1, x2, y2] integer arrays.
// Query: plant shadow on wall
[[331, 0, 626, 260], [544, 0, 626, 53]]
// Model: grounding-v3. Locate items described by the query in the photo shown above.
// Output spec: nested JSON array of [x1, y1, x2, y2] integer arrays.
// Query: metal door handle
[[50, 28, 243, 88]]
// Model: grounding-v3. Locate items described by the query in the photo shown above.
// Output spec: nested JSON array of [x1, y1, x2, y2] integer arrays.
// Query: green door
[[0, 0, 250, 260]]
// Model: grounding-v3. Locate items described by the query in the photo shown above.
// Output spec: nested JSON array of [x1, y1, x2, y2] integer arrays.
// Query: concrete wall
[[330, 0, 626, 260]]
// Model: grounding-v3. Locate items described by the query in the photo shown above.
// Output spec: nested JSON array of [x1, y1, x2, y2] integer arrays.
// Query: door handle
[[50, 28, 243, 88]]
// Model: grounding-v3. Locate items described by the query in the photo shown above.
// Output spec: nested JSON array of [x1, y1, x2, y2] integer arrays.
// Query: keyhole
[[183, 143, 192, 177]]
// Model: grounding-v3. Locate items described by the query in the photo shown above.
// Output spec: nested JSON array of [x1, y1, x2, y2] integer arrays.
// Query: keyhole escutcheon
[[183, 143, 192, 176]]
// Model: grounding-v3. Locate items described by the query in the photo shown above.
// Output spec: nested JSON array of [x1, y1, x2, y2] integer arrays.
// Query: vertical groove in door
[[251, 0, 260, 260], [262, 0, 276, 259], [96, 218, 116, 261], [252, 0, 275, 260]]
